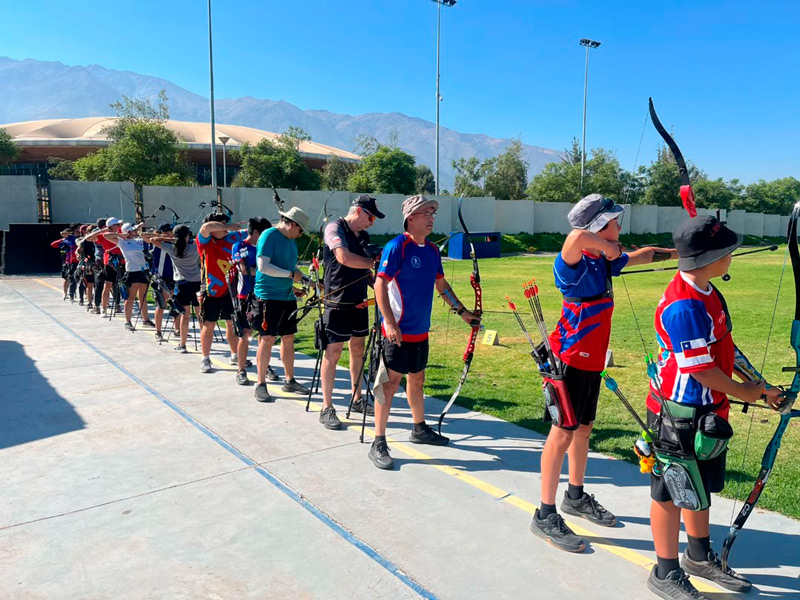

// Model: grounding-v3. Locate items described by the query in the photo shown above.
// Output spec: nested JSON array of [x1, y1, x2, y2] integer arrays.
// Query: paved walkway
[[1, 276, 798, 600]]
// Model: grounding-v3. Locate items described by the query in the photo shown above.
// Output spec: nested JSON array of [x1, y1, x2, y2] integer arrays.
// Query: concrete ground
[[1, 276, 798, 600]]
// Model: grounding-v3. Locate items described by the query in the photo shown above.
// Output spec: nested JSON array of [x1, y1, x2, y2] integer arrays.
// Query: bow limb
[[649, 98, 697, 218], [437, 197, 482, 434], [721, 202, 800, 570]]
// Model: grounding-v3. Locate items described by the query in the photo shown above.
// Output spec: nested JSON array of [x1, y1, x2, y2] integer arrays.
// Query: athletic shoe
[[409, 423, 450, 446], [79, 300, 84, 306], [255, 383, 274, 403], [282, 378, 310, 394], [236, 370, 250, 386], [368, 439, 394, 470], [350, 397, 374, 416], [141, 320, 156, 328], [94, 307, 101, 314], [560, 491, 617, 527], [124, 322, 134, 332], [681, 551, 751, 593], [266, 366, 280, 382], [529, 512, 585, 553], [154, 331, 164, 342], [229, 355, 253, 368], [69, 295, 75, 303], [647, 566, 708, 600], [200, 357, 212, 373], [319, 406, 342, 430], [63, 293, 68, 301], [174, 344, 188, 354]]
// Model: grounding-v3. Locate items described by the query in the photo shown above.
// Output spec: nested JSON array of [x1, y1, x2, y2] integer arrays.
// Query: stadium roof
[[1, 117, 361, 164]]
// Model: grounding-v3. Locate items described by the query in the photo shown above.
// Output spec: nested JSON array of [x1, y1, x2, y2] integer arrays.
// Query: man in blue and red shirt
[[531, 194, 678, 553], [645, 215, 783, 599], [370, 195, 480, 470]]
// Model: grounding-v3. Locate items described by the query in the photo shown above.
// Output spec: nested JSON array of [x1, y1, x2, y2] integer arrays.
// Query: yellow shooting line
[[30, 277, 725, 595]]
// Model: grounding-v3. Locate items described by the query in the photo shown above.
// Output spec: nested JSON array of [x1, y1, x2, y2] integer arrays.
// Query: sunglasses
[[362, 209, 376, 223]]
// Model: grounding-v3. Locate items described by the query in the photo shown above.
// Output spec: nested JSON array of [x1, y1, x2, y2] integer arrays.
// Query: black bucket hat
[[673, 215, 742, 271]]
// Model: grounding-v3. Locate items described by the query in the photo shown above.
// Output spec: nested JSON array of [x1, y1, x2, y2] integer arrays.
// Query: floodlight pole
[[219, 136, 230, 187], [433, 0, 456, 196], [579, 38, 601, 197], [207, 0, 218, 196]]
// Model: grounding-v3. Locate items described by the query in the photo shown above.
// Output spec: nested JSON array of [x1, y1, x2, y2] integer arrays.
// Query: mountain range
[[0, 56, 564, 189]]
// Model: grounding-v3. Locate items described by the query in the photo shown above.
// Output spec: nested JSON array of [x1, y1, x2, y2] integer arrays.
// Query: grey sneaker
[[174, 344, 188, 354], [529, 512, 585, 553], [266, 366, 280, 382], [154, 331, 164, 342], [255, 383, 273, 403], [94, 307, 101, 314], [647, 566, 708, 600], [560, 491, 617, 527], [409, 423, 450, 446], [350, 397, 374, 416], [141, 320, 156, 328], [124, 322, 134, 332], [282, 378, 310, 394], [200, 357, 212, 373], [319, 406, 342, 430], [236, 370, 250, 386], [368, 440, 394, 470], [681, 551, 751, 593]]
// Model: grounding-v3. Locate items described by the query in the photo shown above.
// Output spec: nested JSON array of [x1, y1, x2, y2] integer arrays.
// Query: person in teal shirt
[[253, 207, 311, 402]]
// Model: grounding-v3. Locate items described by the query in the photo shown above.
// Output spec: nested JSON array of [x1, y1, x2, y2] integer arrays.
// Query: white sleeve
[[257, 255, 292, 278]]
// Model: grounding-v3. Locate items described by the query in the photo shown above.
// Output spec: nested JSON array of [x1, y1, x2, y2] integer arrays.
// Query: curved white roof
[[1, 117, 361, 163]]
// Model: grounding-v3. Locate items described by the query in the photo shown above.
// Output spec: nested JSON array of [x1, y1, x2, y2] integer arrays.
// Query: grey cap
[[568, 193, 624, 233]]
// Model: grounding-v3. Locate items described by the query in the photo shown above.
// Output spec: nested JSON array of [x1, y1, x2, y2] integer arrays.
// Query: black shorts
[[647, 409, 727, 505], [322, 308, 369, 343], [253, 298, 298, 337], [201, 292, 234, 322], [558, 364, 601, 429], [383, 338, 429, 375], [234, 295, 254, 333], [103, 264, 118, 283], [175, 280, 201, 308], [61, 263, 77, 280], [157, 277, 174, 293], [124, 271, 149, 286]]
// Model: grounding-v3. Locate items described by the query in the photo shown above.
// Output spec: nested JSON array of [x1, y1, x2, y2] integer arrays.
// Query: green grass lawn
[[295, 246, 800, 519]]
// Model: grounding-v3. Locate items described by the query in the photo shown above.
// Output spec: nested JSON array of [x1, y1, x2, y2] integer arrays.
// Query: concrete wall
[[0, 176, 38, 228], [0, 178, 795, 239], [50, 180, 136, 224]]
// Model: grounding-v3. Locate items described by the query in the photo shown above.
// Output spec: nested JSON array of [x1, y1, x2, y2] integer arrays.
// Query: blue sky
[[4, 1, 799, 183]]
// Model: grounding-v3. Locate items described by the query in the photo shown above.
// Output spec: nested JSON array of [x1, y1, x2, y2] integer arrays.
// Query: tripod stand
[[346, 298, 382, 443]]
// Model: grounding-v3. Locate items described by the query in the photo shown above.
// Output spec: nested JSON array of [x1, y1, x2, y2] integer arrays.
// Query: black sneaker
[[266, 366, 280, 382], [560, 491, 617, 527], [681, 551, 751, 593], [647, 566, 708, 600], [368, 439, 394, 470], [255, 383, 274, 403], [154, 331, 164, 342], [124, 322, 134, 332], [282, 378, 310, 394], [79, 299, 84, 306], [319, 406, 342, 430], [409, 423, 450, 446], [529, 511, 585, 553], [350, 397, 374, 416], [141, 320, 156, 328], [236, 370, 250, 386]]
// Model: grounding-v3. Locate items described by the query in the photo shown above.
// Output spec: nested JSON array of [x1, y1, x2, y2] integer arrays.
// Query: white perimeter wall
[[0, 177, 793, 238]]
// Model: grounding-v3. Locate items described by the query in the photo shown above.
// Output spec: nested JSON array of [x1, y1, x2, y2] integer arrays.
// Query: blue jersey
[[232, 240, 257, 298], [254, 227, 298, 301], [377, 233, 444, 342], [151, 246, 174, 280], [549, 251, 629, 371]]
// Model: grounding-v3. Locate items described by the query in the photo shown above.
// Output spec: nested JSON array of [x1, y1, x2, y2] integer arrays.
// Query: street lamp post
[[579, 37, 601, 197], [432, 0, 456, 196], [207, 0, 218, 195], [219, 136, 230, 187]]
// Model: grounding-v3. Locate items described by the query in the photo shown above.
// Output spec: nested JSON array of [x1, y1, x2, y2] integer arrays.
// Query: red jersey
[[197, 229, 246, 297], [97, 235, 123, 266], [646, 272, 733, 418]]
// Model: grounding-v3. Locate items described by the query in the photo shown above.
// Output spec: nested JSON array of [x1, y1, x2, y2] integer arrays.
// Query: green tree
[[692, 178, 743, 211], [47, 157, 78, 180], [415, 164, 436, 195], [233, 131, 321, 190], [643, 145, 703, 207], [346, 168, 373, 193], [734, 178, 800, 214], [483, 139, 528, 199], [452, 157, 484, 197], [321, 154, 354, 191], [0, 128, 18, 162], [353, 134, 379, 157], [74, 91, 193, 186], [356, 145, 416, 194]]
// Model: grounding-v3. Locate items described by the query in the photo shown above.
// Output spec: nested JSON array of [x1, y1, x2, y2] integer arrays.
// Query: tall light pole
[[207, 0, 218, 193], [433, 0, 456, 196], [219, 136, 230, 187], [579, 38, 601, 197]]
